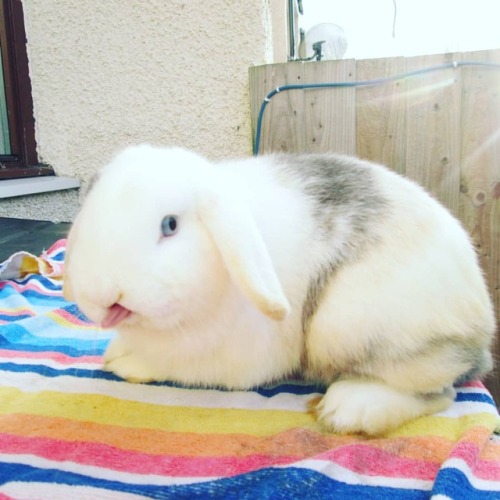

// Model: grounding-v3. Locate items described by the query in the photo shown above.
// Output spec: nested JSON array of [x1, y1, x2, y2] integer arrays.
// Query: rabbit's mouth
[[101, 303, 133, 328]]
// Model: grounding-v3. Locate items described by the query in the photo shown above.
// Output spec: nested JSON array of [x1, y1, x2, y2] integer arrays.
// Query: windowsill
[[0, 176, 80, 199]]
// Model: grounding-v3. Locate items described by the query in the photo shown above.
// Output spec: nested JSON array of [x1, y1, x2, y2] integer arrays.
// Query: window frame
[[0, 0, 53, 180]]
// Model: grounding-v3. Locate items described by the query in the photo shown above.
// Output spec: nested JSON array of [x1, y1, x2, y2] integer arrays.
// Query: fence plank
[[356, 56, 407, 175], [249, 62, 306, 154], [301, 59, 356, 155], [404, 53, 463, 217]]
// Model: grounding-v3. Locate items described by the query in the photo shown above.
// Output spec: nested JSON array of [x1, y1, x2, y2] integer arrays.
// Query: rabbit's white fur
[[64, 144, 495, 435]]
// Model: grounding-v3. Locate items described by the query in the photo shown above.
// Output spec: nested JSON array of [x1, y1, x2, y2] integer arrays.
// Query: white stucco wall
[[21, 0, 282, 182]]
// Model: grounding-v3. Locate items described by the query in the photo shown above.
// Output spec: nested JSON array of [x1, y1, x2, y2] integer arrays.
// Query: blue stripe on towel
[[432, 465, 499, 499], [0, 463, 428, 500], [455, 391, 496, 406], [0, 362, 121, 380]]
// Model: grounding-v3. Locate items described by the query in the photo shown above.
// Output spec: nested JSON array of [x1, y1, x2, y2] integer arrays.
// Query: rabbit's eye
[[161, 215, 178, 237]]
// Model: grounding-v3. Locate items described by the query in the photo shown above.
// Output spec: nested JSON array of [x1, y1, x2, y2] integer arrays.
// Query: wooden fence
[[249, 49, 500, 399]]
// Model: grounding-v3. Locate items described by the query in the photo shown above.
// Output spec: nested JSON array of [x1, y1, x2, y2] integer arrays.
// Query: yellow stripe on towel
[[388, 413, 500, 440], [0, 387, 316, 436]]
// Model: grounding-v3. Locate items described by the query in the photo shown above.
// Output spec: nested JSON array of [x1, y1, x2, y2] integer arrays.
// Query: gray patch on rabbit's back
[[273, 153, 389, 333], [274, 153, 388, 239], [301, 262, 336, 334]]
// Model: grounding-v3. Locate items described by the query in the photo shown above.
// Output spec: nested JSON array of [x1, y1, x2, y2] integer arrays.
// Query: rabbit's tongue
[[101, 303, 132, 328]]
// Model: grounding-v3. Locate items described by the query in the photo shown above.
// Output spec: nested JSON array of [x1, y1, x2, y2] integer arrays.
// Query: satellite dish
[[299, 23, 348, 61]]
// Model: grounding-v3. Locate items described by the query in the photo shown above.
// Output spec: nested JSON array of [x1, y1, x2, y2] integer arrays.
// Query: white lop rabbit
[[64, 144, 496, 436]]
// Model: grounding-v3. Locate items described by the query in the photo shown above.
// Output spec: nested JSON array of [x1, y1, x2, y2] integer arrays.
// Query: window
[[0, 0, 53, 179]]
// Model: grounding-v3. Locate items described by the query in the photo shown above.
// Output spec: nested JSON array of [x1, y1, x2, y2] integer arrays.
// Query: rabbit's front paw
[[317, 379, 452, 436], [103, 336, 129, 363], [103, 338, 158, 383]]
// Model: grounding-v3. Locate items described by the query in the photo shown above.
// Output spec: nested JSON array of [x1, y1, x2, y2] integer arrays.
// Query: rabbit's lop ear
[[198, 189, 290, 321]]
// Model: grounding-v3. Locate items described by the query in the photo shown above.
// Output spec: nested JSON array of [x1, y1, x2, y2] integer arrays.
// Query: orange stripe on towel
[[0, 413, 354, 458]]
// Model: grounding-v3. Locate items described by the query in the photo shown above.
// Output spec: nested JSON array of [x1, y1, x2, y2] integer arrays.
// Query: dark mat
[[0, 217, 71, 262]]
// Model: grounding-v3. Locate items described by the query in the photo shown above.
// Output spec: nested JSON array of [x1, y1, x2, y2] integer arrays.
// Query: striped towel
[[0, 240, 499, 499]]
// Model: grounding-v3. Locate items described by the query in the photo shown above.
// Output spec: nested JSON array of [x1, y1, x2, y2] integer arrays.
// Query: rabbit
[[64, 144, 496, 436]]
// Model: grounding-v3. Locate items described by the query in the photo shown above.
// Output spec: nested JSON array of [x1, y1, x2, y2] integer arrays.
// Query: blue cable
[[253, 60, 500, 156]]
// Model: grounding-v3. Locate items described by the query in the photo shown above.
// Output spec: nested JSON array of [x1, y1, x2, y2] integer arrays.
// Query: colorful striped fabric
[[0, 240, 499, 499]]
